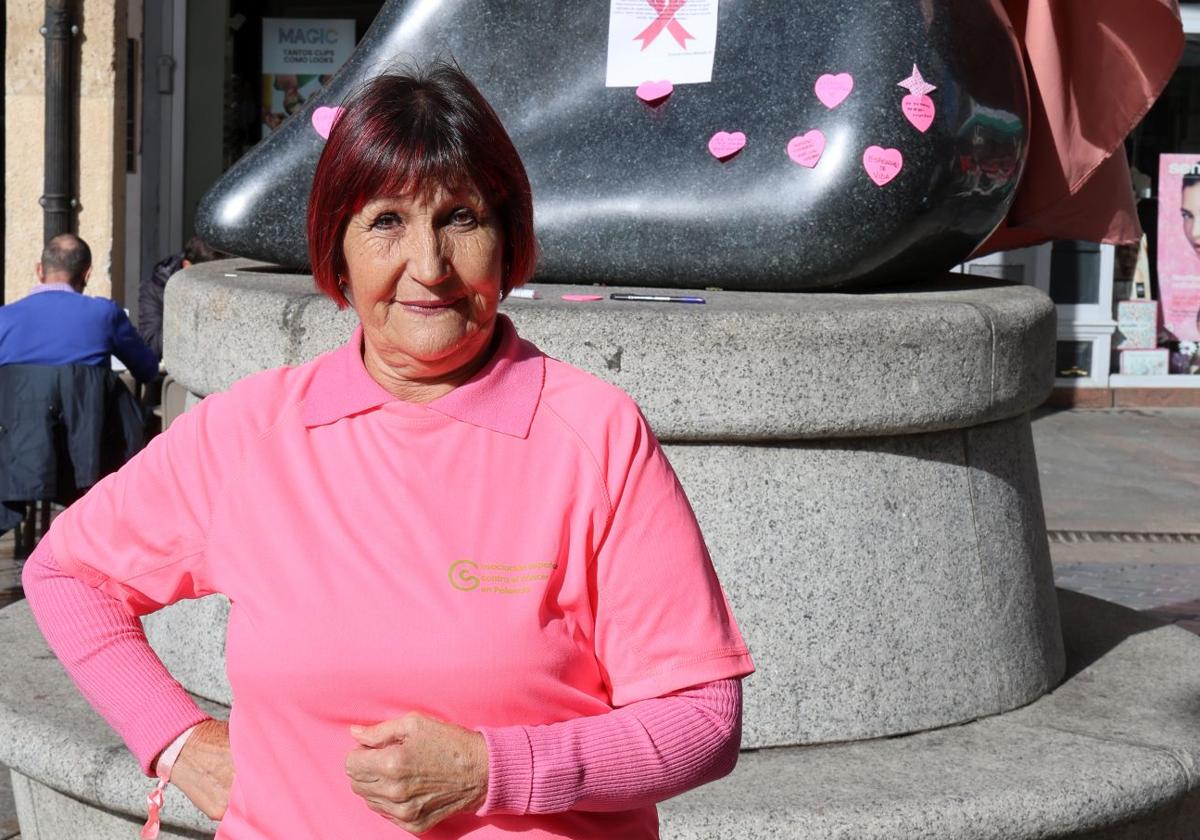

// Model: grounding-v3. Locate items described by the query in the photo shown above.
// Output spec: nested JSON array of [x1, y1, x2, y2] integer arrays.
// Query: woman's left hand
[[345, 712, 489, 834]]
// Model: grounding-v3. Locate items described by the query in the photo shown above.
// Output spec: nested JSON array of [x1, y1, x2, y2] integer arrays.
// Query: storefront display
[[1115, 300, 1159, 349], [261, 18, 355, 137], [1156, 154, 1200, 344], [1119, 348, 1170, 376]]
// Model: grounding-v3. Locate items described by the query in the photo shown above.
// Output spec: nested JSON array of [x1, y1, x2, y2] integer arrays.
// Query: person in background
[[139, 235, 225, 359], [0, 233, 158, 384]]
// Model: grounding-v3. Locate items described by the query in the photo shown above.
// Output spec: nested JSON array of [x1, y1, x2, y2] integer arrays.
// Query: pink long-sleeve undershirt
[[22, 541, 742, 815]]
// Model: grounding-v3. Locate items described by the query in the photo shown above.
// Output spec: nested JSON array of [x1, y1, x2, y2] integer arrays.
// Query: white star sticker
[[897, 64, 937, 98]]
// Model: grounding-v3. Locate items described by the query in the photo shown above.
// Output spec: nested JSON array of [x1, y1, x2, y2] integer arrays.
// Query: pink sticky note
[[562, 294, 604, 302], [311, 106, 343, 139], [636, 80, 674, 104], [708, 131, 747, 161], [863, 146, 904, 186], [787, 130, 826, 168], [901, 95, 935, 133], [815, 73, 854, 109]]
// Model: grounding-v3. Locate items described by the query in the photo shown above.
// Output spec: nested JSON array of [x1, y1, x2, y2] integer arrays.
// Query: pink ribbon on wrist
[[141, 724, 199, 840]]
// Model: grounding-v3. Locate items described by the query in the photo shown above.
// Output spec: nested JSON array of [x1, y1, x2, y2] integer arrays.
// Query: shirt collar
[[28, 282, 77, 295], [302, 314, 545, 438]]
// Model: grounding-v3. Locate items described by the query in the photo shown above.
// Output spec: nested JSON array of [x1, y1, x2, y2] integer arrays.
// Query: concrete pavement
[[1034, 407, 1200, 634]]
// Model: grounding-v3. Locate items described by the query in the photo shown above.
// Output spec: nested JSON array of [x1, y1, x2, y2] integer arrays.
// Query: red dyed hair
[[307, 61, 537, 308]]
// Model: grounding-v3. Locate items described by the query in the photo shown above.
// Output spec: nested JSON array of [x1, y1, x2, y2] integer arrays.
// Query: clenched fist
[[345, 712, 489, 834]]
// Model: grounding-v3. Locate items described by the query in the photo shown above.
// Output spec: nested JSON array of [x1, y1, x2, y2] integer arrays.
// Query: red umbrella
[[975, 0, 1184, 255]]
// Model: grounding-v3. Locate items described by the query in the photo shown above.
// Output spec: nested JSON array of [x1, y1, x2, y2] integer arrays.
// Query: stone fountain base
[[2, 263, 1196, 837], [3, 590, 1198, 839]]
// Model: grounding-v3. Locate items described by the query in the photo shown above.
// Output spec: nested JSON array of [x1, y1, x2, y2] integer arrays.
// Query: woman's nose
[[408, 227, 450, 286]]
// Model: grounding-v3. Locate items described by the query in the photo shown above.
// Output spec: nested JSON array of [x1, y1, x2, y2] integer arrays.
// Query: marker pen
[[609, 294, 706, 304]]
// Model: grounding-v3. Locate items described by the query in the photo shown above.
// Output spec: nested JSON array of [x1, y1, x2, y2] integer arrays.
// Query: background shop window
[[1055, 341, 1094, 379], [1049, 241, 1103, 306]]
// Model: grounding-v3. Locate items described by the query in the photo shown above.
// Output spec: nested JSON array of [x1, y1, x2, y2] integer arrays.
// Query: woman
[[23, 62, 753, 839]]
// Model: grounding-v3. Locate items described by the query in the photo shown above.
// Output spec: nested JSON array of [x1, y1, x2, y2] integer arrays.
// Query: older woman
[[22, 63, 753, 839]]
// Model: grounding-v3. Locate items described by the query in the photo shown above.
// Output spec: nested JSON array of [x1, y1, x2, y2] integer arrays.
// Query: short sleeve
[[591, 408, 754, 707], [48, 392, 234, 615]]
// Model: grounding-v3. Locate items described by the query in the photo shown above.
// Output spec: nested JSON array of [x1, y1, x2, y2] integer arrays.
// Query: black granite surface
[[196, 0, 1028, 292]]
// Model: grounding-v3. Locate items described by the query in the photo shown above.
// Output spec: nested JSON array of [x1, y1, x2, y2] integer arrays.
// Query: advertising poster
[[262, 18, 355, 137], [1156, 154, 1200, 343]]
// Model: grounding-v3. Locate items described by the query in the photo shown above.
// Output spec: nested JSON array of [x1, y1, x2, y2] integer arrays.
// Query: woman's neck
[[360, 327, 500, 404]]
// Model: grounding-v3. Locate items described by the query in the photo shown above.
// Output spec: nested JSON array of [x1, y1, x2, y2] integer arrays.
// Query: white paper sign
[[262, 18, 355, 75], [605, 0, 720, 87]]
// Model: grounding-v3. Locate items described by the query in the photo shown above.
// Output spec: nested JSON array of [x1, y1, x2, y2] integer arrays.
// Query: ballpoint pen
[[609, 294, 706, 304]]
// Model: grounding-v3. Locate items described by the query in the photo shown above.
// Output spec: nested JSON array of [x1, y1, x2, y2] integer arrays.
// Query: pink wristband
[[141, 723, 199, 839]]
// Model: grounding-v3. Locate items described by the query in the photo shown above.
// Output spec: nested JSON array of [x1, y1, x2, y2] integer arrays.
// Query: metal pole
[[39, 0, 76, 242]]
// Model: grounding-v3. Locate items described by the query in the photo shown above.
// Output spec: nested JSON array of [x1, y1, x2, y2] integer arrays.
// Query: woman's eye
[[371, 212, 402, 230], [450, 208, 478, 227]]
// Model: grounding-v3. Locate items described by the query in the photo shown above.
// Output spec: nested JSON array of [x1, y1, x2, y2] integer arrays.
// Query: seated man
[[0, 233, 158, 383]]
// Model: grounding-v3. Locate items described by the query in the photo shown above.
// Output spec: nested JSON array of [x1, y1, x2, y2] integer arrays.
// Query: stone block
[[660, 718, 1200, 839], [963, 416, 1065, 704], [658, 592, 1200, 839], [2, 592, 1197, 839], [165, 263, 1055, 441], [143, 596, 231, 706], [0, 602, 221, 837], [12, 772, 210, 840], [667, 412, 1061, 747]]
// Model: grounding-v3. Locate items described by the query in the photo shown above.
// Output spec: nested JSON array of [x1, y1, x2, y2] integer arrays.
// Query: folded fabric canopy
[[974, 0, 1185, 256]]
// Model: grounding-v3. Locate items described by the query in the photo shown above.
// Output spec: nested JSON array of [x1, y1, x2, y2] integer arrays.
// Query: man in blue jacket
[[0, 234, 158, 384]]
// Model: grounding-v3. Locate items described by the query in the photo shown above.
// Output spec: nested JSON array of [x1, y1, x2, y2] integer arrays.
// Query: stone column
[[3, 0, 127, 303]]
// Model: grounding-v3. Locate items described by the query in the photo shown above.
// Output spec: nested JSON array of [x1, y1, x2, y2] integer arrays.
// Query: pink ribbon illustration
[[634, 0, 694, 51]]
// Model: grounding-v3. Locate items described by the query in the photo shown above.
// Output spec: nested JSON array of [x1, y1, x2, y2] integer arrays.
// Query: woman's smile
[[393, 296, 465, 315]]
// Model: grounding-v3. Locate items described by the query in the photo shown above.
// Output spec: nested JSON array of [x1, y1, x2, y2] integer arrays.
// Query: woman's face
[[341, 185, 504, 386], [1182, 184, 1200, 257]]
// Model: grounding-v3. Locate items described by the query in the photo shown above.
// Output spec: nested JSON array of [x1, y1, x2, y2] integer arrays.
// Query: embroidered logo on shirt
[[448, 559, 556, 594]]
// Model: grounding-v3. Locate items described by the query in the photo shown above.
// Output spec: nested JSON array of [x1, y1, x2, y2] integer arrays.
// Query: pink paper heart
[[901, 95, 935, 133], [786, 130, 826, 168], [863, 146, 904, 186], [815, 73, 854, 109], [636, 80, 674, 104], [311, 106, 344, 139], [708, 131, 746, 160]]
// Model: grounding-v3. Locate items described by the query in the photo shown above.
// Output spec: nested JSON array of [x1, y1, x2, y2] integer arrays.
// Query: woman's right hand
[[168, 719, 236, 820]]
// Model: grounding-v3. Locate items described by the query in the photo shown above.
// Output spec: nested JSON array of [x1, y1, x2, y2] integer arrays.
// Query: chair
[[0, 365, 150, 556]]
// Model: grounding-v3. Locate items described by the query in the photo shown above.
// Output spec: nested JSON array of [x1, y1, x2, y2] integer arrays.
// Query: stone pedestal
[[6, 261, 1197, 838], [155, 261, 1064, 748]]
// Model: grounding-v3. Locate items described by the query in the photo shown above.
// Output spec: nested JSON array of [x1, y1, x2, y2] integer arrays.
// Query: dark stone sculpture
[[196, 1, 1028, 291]]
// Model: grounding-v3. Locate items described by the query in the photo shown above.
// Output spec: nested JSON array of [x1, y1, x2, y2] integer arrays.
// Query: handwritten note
[[863, 146, 904, 186], [787, 131, 826, 168], [708, 131, 746, 160], [815, 73, 854, 109], [901, 95, 935, 132]]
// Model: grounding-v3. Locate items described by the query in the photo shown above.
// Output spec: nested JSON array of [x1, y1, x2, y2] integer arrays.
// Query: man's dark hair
[[183, 235, 224, 264], [40, 233, 92, 285], [1183, 173, 1200, 192]]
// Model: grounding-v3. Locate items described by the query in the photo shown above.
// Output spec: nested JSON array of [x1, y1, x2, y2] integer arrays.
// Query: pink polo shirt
[[48, 316, 753, 839]]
